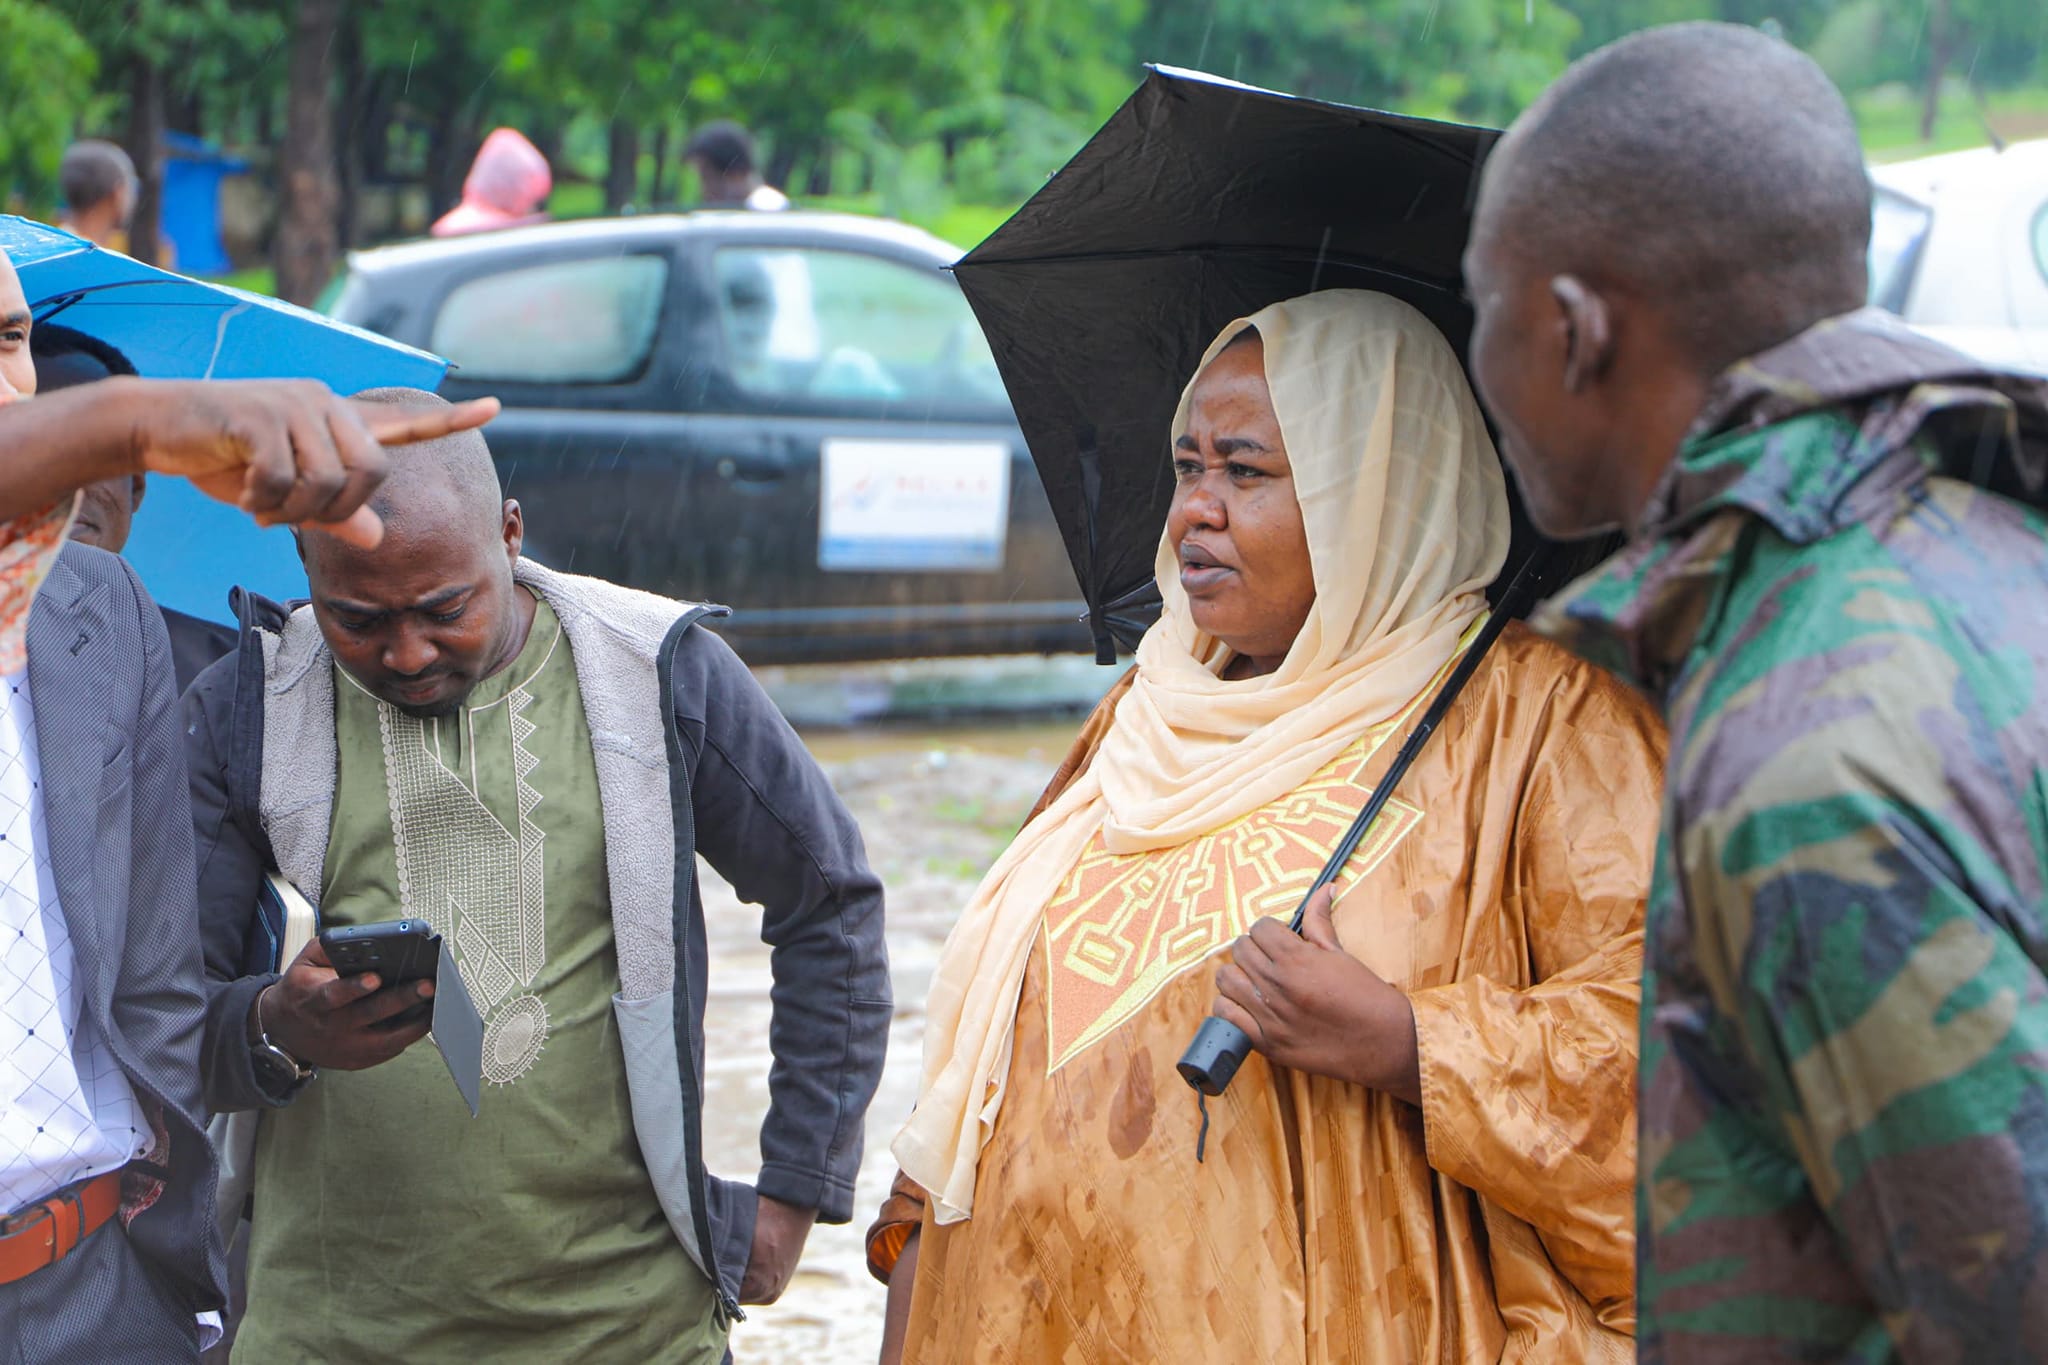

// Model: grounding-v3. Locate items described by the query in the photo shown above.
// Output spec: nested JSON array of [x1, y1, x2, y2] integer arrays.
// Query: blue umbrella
[[0, 215, 450, 622]]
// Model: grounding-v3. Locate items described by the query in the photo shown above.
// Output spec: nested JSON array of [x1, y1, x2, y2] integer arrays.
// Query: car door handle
[[718, 455, 788, 484]]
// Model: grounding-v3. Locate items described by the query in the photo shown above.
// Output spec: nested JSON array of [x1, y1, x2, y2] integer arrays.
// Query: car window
[[325, 268, 392, 335], [709, 246, 1008, 412], [1868, 188, 1933, 315], [429, 254, 667, 384]]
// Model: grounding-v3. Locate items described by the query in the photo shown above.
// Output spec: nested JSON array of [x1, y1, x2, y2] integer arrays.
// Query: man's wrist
[[758, 1192, 818, 1224], [89, 377, 154, 481], [1370, 996, 1424, 1107], [247, 981, 316, 1097], [246, 981, 273, 1044]]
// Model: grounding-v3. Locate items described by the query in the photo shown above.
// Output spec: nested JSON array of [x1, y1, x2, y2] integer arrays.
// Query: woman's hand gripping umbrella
[[1210, 883, 1423, 1106]]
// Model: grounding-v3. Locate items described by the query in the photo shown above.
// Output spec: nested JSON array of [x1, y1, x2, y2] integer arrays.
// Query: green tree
[[275, 0, 341, 304], [1134, 0, 1579, 124], [52, 0, 284, 262], [359, 1, 533, 218], [1560, 0, 1714, 54], [0, 0, 101, 214], [1798, 0, 2045, 139], [1917, 0, 2046, 133]]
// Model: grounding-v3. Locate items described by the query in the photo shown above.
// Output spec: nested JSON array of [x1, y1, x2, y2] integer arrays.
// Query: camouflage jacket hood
[[1537, 307, 2048, 698]]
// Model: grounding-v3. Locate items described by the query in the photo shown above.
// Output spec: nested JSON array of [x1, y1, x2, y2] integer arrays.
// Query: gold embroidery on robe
[[1041, 723, 1422, 1073]]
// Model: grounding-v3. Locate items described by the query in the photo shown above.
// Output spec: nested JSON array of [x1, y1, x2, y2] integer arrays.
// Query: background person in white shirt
[[684, 120, 792, 212]]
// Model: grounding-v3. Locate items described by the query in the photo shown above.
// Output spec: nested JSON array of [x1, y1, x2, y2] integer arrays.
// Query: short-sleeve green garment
[[236, 596, 726, 1362]]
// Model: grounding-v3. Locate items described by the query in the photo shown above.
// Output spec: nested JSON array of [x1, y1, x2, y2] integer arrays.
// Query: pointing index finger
[[352, 395, 500, 448], [299, 505, 386, 550]]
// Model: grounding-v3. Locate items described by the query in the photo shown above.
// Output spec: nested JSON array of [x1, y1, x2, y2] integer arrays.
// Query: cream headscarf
[[892, 290, 1511, 1223]]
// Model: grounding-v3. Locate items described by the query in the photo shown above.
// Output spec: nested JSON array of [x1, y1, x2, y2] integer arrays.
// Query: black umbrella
[[956, 66, 1623, 1113], [955, 64, 1613, 662]]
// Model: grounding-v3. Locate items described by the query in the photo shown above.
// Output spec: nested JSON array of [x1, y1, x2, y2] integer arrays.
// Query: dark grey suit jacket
[[26, 544, 225, 1315]]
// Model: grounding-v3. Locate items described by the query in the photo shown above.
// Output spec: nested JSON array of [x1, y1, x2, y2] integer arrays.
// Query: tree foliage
[[2, 0, 2044, 246], [1137, 0, 1581, 123], [0, 0, 99, 211]]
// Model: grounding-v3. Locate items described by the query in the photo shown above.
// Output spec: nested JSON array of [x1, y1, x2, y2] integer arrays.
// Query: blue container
[[160, 132, 248, 278]]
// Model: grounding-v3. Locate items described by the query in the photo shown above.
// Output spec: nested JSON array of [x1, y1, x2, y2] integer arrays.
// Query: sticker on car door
[[819, 439, 1011, 572]]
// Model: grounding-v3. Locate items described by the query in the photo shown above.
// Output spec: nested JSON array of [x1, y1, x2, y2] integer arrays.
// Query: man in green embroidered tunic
[[236, 595, 724, 1359], [187, 393, 891, 1360], [1463, 22, 2048, 1363]]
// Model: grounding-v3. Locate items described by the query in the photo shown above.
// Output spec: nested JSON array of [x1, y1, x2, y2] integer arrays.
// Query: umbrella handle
[[1177, 1015, 1254, 1096]]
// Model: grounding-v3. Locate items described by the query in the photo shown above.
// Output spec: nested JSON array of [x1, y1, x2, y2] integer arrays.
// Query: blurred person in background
[[56, 140, 136, 251], [430, 128, 552, 238], [30, 324, 237, 690], [685, 121, 789, 212]]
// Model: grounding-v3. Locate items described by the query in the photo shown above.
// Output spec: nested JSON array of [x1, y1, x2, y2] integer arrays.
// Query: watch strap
[[250, 984, 316, 1095]]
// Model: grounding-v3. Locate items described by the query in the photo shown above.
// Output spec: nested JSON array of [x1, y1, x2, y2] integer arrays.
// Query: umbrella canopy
[[0, 215, 451, 621], [955, 66, 1611, 660], [1, 216, 445, 387]]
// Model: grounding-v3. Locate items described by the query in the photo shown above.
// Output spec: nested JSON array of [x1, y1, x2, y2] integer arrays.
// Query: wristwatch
[[249, 987, 316, 1098]]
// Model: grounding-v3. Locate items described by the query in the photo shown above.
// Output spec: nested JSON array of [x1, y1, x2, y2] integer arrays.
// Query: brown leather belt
[[0, 1170, 123, 1286]]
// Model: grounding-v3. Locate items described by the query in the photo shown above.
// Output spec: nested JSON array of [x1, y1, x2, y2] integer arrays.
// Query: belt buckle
[[0, 1200, 49, 1238], [0, 1186, 85, 1267]]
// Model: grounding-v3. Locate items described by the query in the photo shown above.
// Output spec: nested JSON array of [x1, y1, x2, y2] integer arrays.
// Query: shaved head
[[347, 387, 505, 543], [1485, 22, 1871, 370], [1463, 22, 1875, 538]]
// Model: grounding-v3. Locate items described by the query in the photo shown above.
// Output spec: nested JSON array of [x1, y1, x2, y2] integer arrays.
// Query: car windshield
[[1868, 187, 1934, 314]]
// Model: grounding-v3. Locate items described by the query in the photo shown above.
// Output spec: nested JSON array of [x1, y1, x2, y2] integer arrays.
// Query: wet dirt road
[[700, 691, 1107, 1362]]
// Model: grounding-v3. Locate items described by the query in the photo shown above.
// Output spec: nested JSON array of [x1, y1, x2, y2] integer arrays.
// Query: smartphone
[[320, 919, 440, 982], [319, 919, 442, 1016]]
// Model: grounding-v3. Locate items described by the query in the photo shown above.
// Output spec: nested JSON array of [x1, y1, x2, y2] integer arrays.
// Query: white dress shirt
[[0, 668, 152, 1216]]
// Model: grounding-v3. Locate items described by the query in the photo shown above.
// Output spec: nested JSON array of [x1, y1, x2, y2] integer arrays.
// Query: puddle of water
[[797, 718, 1081, 765], [757, 654, 1123, 731]]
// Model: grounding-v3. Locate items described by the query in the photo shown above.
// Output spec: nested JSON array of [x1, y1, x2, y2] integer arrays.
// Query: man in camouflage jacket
[[1545, 308, 2048, 1361], [1463, 24, 2048, 1362]]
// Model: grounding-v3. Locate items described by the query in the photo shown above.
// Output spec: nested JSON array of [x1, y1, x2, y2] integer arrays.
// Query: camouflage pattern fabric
[[1535, 309, 2048, 1363]]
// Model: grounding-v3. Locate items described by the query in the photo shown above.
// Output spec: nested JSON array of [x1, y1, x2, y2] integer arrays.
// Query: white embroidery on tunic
[[363, 628, 561, 1085]]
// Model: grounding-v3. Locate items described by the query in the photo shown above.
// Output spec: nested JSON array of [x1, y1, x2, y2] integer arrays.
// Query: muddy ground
[[700, 710, 1099, 1363]]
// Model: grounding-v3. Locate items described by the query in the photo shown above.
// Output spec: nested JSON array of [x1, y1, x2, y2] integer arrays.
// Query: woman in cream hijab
[[867, 291, 1665, 1363]]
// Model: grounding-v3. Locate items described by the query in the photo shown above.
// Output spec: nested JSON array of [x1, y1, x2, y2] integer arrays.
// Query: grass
[[555, 84, 2048, 256], [202, 77, 2048, 305], [216, 264, 275, 296], [548, 182, 606, 220], [927, 794, 1025, 837], [1856, 81, 2048, 161], [923, 855, 991, 881], [545, 181, 1020, 254], [762, 192, 1018, 252], [926, 203, 1016, 253]]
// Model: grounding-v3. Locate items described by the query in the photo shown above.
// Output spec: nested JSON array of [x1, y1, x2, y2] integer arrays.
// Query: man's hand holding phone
[[250, 937, 436, 1071]]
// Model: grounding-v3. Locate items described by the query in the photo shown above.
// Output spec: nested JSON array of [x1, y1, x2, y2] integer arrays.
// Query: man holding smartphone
[[186, 390, 890, 1362], [0, 244, 497, 1360]]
